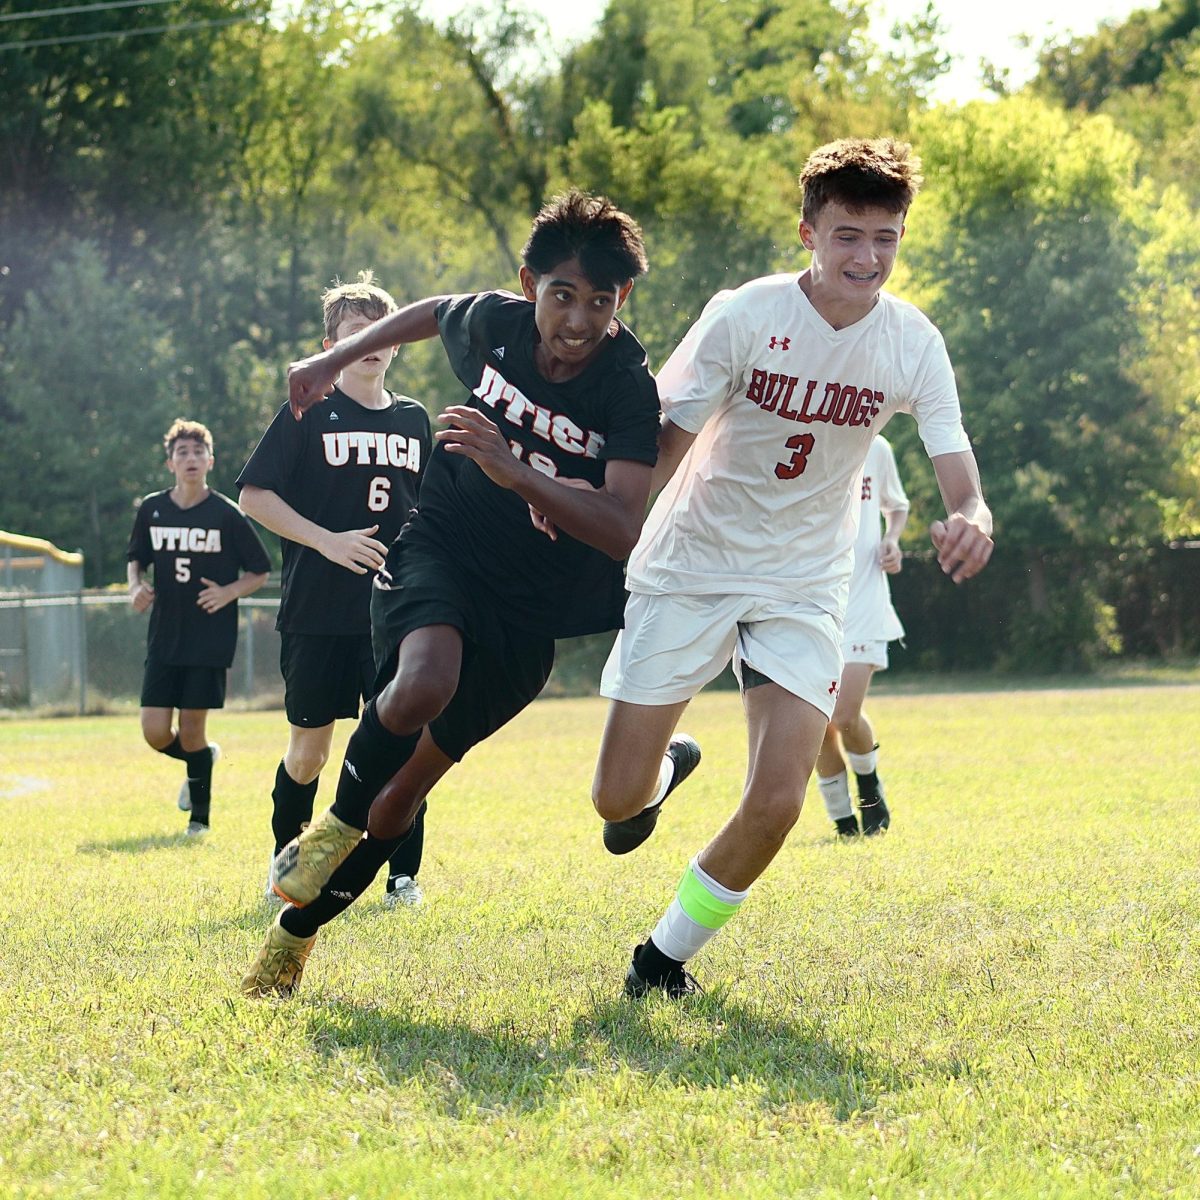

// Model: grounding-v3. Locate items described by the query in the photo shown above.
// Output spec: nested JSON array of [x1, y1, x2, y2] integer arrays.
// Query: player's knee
[[376, 675, 454, 734], [591, 771, 649, 822], [140, 713, 170, 748], [829, 707, 860, 739], [285, 748, 327, 783]]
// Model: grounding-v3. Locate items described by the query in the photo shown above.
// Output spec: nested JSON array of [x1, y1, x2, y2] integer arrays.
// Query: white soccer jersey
[[843, 435, 908, 645], [627, 273, 970, 618]]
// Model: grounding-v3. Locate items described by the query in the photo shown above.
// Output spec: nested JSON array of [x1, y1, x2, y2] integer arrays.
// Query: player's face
[[325, 314, 396, 381], [799, 202, 904, 308], [520, 258, 634, 377], [167, 437, 213, 485]]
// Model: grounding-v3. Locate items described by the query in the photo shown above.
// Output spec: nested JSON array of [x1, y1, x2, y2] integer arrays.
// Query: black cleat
[[623, 944, 703, 999], [834, 815, 860, 838], [603, 734, 702, 856], [859, 789, 890, 836]]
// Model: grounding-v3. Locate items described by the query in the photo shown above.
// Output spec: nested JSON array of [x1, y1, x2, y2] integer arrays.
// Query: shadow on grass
[[301, 993, 921, 1121], [78, 832, 208, 855]]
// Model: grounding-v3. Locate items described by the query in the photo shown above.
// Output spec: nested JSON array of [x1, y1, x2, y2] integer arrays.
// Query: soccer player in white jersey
[[591, 137, 994, 997], [817, 433, 909, 839]]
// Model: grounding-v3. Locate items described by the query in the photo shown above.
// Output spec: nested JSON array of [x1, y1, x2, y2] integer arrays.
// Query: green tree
[[0, 245, 181, 584], [893, 97, 1185, 665], [1031, 0, 1199, 111]]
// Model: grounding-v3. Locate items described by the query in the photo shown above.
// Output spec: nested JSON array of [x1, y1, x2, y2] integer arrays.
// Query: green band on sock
[[676, 863, 740, 930]]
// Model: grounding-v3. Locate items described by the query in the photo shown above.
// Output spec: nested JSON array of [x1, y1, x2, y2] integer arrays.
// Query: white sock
[[818, 771, 853, 820], [847, 747, 878, 776], [644, 752, 675, 811], [650, 856, 750, 962]]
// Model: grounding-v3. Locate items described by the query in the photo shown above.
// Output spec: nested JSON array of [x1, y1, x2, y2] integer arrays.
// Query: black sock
[[280, 833, 402, 939], [183, 745, 215, 825], [271, 762, 319, 853], [331, 700, 419, 830], [157, 733, 188, 762], [387, 799, 427, 886], [855, 770, 882, 804], [635, 937, 685, 983]]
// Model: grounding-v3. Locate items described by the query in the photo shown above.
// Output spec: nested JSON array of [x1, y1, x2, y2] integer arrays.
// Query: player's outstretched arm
[[930, 450, 994, 584], [287, 295, 451, 420], [437, 405, 652, 560], [240, 486, 387, 575]]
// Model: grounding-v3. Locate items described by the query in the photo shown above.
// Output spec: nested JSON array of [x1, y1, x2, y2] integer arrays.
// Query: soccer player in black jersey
[[243, 191, 661, 997], [238, 273, 432, 907], [127, 419, 271, 835]]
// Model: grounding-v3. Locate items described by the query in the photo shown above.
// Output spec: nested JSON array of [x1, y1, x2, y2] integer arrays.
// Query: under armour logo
[[828, 680, 839, 695], [853, 643, 868, 653], [768, 336, 790, 350]]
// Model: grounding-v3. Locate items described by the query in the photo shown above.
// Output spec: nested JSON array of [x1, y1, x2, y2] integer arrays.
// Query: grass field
[[2, 684, 1198, 1199]]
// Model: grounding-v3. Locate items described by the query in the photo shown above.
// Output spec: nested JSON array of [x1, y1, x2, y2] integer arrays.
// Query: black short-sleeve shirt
[[236, 388, 431, 636], [403, 290, 659, 638], [126, 489, 271, 668]]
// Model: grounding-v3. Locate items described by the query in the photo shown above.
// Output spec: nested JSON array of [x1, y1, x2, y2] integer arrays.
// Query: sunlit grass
[[1, 684, 1198, 1198]]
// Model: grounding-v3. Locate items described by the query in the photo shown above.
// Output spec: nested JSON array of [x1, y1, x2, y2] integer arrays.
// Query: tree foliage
[[0, 0, 1195, 679]]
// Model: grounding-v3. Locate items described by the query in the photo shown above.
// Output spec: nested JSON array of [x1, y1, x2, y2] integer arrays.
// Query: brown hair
[[322, 270, 399, 341], [163, 418, 213, 456], [799, 138, 923, 224]]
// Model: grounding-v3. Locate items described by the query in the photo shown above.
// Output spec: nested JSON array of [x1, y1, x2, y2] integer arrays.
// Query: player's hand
[[436, 406, 522, 489], [287, 353, 340, 420], [129, 581, 155, 613], [528, 476, 599, 541], [197, 577, 234, 613], [319, 525, 388, 574], [930, 515, 993, 584], [879, 537, 903, 575]]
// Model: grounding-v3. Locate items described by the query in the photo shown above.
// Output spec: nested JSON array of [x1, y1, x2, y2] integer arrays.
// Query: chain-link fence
[[0, 590, 620, 713], [0, 592, 285, 713]]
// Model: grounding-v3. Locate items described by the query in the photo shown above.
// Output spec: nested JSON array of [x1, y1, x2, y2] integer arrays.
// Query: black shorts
[[140, 657, 227, 710], [371, 538, 555, 762], [280, 632, 376, 727]]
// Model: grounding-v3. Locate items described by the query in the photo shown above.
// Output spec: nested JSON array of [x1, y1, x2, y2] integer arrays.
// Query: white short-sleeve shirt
[[843, 435, 908, 644], [627, 273, 969, 619]]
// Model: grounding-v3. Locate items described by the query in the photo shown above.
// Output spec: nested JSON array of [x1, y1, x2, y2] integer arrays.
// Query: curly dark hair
[[522, 191, 648, 290]]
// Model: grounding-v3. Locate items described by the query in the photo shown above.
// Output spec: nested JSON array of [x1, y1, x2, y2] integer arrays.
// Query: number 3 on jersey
[[367, 476, 391, 512], [775, 433, 815, 480]]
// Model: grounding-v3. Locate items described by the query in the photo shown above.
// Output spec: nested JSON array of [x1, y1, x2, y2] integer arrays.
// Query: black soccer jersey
[[406, 290, 659, 638], [236, 388, 431, 636], [126, 489, 271, 668]]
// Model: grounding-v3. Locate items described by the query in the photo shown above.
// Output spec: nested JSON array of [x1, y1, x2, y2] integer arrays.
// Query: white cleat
[[383, 875, 424, 909]]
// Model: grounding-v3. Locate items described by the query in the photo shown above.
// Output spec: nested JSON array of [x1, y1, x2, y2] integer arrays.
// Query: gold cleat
[[241, 917, 317, 998], [270, 808, 362, 906]]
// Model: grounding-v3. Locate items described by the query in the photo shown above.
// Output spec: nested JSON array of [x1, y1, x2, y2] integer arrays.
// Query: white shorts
[[601, 590, 843, 718], [842, 637, 889, 670]]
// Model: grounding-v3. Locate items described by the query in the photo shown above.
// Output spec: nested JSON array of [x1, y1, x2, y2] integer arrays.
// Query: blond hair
[[322, 269, 399, 341]]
